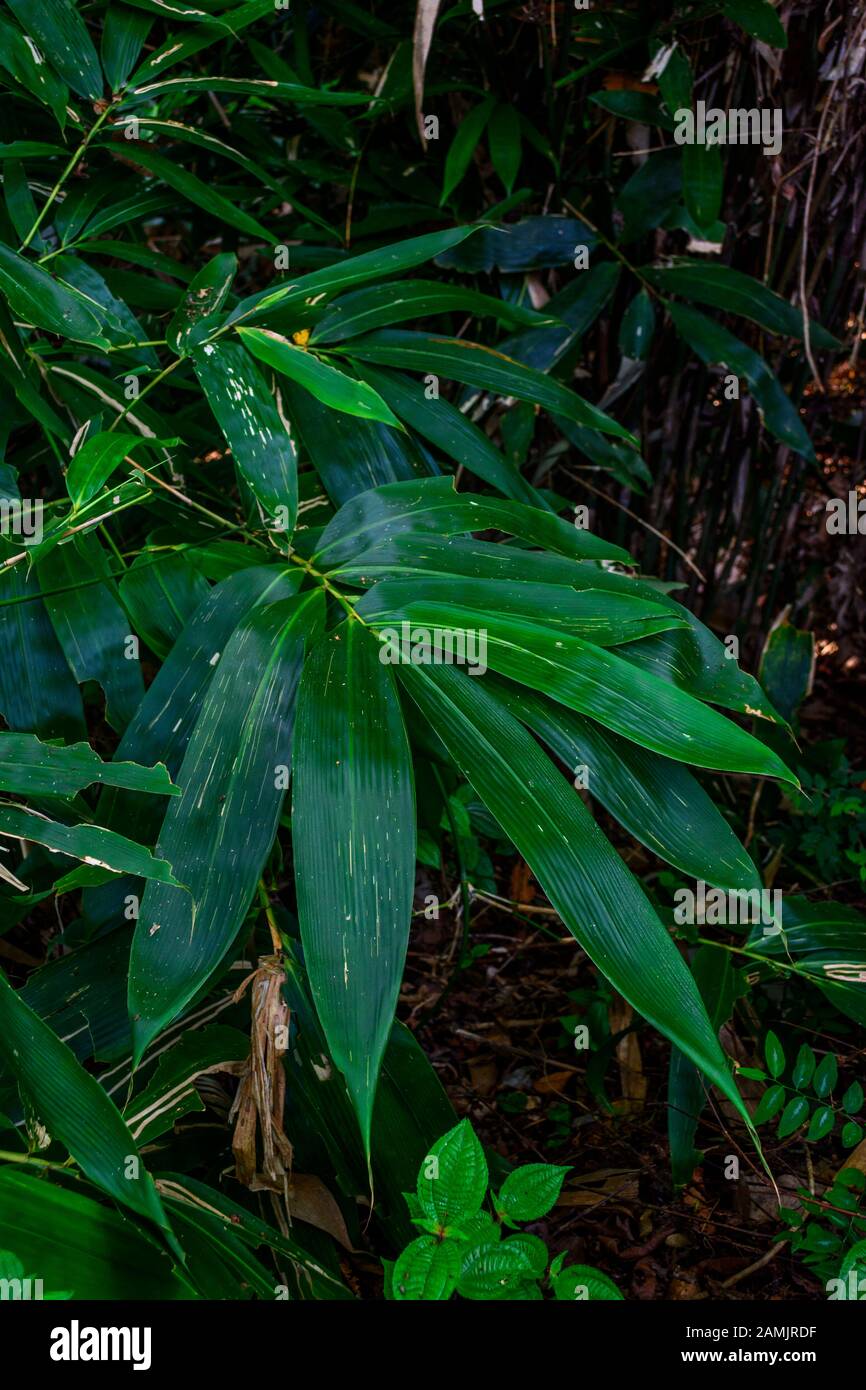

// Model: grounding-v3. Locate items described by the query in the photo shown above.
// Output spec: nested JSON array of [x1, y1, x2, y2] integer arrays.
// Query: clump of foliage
[[0, 0, 860, 1303], [388, 1118, 621, 1301]]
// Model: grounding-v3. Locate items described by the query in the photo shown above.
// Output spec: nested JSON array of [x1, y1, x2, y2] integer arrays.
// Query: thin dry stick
[[565, 469, 707, 582]]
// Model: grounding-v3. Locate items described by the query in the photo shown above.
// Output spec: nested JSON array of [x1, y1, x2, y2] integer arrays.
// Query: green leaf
[[843, 1081, 865, 1116], [618, 290, 656, 360], [724, 0, 788, 48], [0, 16, 68, 126], [669, 302, 815, 460], [192, 339, 298, 533], [813, 1052, 838, 1099], [293, 622, 416, 1156], [167, 252, 236, 355], [237, 327, 401, 427], [807, 1107, 834, 1142], [488, 102, 522, 194], [0, 732, 176, 798], [682, 142, 723, 230], [101, 5, 152, 91], [392, 1236, 460, 1301], [792, 1043, 817, 1091], [497, 1163, 570, 1221], [441, 96, 495, 204], [375, 600, 795, 780], [553, 1264, 623, 1301], [416, 1119, 488, 1225], [345, 330, 637, 443], [0, 803, 181, 884], [397, 663, 755, 1133], [486, 676, 761, 892], [65, 431, 151, 509], [0, 1169, 190, 1298], [39, 533, 145, 732], [128, 591, 323, 1059], [644, 261, 838, 348], [0, 969, 173, 1237], [127, 74, 369, 106], [315, 476, 628, 569], [753, 1083, 785, 1124], [0, 246, 108, 348], [228, 226, 479, 326], [843, 1122, 864, 1148], [107, 143, 275, 243], [457, 1238, 539, 1299], [764, 1030, 785, 1079], [118, 548, 210, 660], [777, 1095, 810, 1139], [311, 279, 551, 345], [353, 363, 545, 505], [759, 620, 815, 727], [5, 0, 102, 100]]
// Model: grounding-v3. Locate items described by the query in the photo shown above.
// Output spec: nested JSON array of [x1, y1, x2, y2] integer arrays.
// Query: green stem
[[19, 103, 117, 252]]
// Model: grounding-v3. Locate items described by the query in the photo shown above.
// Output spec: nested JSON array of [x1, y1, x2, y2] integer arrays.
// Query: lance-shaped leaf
[[314, 476, 627, 569], [485, 675, 760, 891], [225, 226, 478, 327], [358, 577, 688, 647], [311, 279, 553, 344], [168, 251, 236, 355], [193, 339, 298, 534], [5, 0, 102, 100], [344, 330, 636, 443], [292, 622, 416, 1158], [277, 377, 429, 506], [0, 246, 108, 347], [366, 600, 796, 781], [354, 363, 543, 506], [0, 968, 174, 1237], [397, 662, 754, 1130], [106, 144, 275, 244], [669, 303, 815, 460], [128, 590, 324, 1060], [127, 74, 370, 104], [0, 733, 176, 798], [65, 431, 162, 510], [39, 533, 144, 733], [237, 327, 401, 427], [0, 803, 181, 884], [644, 260, 838, 348]]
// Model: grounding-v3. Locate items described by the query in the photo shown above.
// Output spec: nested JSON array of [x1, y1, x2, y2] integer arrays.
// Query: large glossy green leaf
[[5, 0, 102, 100], [344, 330, 636, 443], [396, 662, 753, 1128], [367, 599, 796, 780], [485, 676, 761, 891], [127, 74, 369, 105], [237, 327, 401, 427], [0, 969, 174, 1236], [65, 431, 154, 509], [118, 548, 210, 660], [314, 476, 628, 569], [292, 622, 416, 1157], [358, 577, 687, 647], [724, 0, 787, 47], [645, 260, 838, 348], [128, 590, 323, 1059], [0, 16, 68, 125], [669, 303, 815, 460], [193, 339, 298, 533]]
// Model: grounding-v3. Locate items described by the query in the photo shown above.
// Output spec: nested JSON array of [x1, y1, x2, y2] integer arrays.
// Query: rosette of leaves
[[387, 1118, 622, 1301]]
